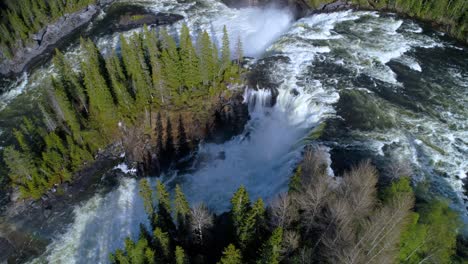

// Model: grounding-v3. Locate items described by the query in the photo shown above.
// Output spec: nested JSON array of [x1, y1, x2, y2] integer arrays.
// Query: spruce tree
[[143, 26, 166, 106], [230, 186, 251, 240], [221, 25, 231, 71], [154, 227, 171, 260], [80, 38, 117, 138], [176, 115, 190, 160], [164, 116, 175, 166], [175, 246, 187, 264], [174, 184, 190, 231], [156, 180, 175, 232], [139, 179, 156, 226], [257, 228, 283, 264], [218, 244, 242, 264], [105, 50, 134, 117], [180, 24, 201, 89], [160, 28, 182, 96], [197, 31, 216, 86], [53, 49, 89, 115]]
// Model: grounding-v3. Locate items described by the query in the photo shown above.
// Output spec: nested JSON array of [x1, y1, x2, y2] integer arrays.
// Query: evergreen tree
[[155, 112, 164, 154], [105, 50, 134, 117], [175, 246, 187, 264], [221, 25, 231, 71], [218, 244, 242, 264], [176, 115, 190, 160], [49, 78, 83, 142], [143, 26, 166, 106], [174, 184, 190, 230], [164, 116, 175, 166], [80, 38, 117, 138], [257, 228, 283, 264], [238, 198, 266, 249], [230, 186, 251, 244], [139, 179, 156, 226], [153, 227, 171, 260], [156, 180, 175, 232], [160, 28, 182, 96], [197, 31, 216, 86], [53, 49, 88, 115], [180, 24, 201, 89]]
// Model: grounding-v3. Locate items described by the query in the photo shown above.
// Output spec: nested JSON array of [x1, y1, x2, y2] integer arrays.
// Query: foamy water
[[11, 3, 468, 263]]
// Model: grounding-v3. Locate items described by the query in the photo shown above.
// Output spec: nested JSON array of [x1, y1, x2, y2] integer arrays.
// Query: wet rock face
[[0, 5, 99, 77]]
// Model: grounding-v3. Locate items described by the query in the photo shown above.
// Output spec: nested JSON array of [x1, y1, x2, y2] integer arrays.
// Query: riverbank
[[0, 5, 99, 77], [0, 87, 248, 263], [221, 0, 467, 44]]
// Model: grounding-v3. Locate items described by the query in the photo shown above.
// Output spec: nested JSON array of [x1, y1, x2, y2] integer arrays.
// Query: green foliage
[[174, 184, 190, 228], [112, 165, 463, 264], [3, 25, 241, 201], [218, 244, 242, 264], [175, 246, 187, 264], [230, 186, 251, 234], [110, 237, 155, 264], [139, 179, 155, 224], [0, 0, 96, 58], [288, 166, 302, 193], [257, 228, 283, 264]]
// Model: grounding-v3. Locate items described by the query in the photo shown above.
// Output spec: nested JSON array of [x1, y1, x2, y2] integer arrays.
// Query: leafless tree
[[386, 157, 413, 179], [281, 230, 300, 256], [190, 203, 213, 244], [295, 175, 331, 233], [340, 160, 378, 220], [301, 146, 329, 186], [269, 193, 297, 229]]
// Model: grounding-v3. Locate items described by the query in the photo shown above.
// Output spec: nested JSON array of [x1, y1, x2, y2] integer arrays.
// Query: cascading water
[[0, 1, 465, 263]]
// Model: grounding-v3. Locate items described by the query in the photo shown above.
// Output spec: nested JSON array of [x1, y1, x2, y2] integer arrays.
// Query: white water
[[14, 2, 468, 263]]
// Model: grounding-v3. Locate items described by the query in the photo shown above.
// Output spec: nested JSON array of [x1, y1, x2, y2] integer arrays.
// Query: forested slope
[[303, 0, 467, 42], [2, 25, 243, 199], [109, 148, 464, 264], [0, 0, 96, 59]]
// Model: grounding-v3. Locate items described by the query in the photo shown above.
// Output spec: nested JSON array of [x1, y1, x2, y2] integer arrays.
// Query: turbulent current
[[0, 0, 465, 263]]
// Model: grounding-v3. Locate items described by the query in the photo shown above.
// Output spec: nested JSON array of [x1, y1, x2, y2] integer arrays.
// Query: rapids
[[0, 0, 465, 263]]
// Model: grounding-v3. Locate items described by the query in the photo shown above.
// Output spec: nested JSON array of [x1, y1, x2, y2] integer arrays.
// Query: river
[[0, 0, 466, 263]]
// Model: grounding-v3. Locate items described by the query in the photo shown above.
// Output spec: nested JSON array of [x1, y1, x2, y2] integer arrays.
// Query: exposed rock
[[0, 5, 99, 77], [318, 0, 353, 12], [115, 12, 184, 31]]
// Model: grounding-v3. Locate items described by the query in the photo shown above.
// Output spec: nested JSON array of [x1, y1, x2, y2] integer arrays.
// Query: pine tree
[[176, 115, 190, 160], [175, 246, 187, 264], [153, 227, 171, 260], [174, 184, 190, 229], [155, 112, 164, 154], [257, 228, 283, 264], [197, 31, 216, 86], [164, 116, 175, 166], [53, 49, 88, 114], [139, 179, 156, 226], [238, 198, 266, 249], [160, 28, 182, 96], [80, 38, 118, 138], [230, 186, 251, 241], [218, 244, 242, 264], [105, 50, 134, 117], [49, 78, 83, 142], [180, 24, 201, 89], [221, 25, 231, 71], [143, 26, 166, 106], [156, 180, 175, 232]]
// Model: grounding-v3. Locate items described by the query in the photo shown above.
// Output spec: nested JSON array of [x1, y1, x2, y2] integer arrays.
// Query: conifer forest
[[0, 0, 466, 263]]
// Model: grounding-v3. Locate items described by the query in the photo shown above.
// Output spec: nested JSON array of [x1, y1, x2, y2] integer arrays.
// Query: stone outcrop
[[0, 5, 99, 77]]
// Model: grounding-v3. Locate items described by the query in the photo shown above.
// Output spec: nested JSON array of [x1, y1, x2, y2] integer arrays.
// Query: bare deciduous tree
[[269, 193, 297, 229], [190, 203, 213, 244], [301, 146, 329, 186], [281, 230, 300, 256]]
